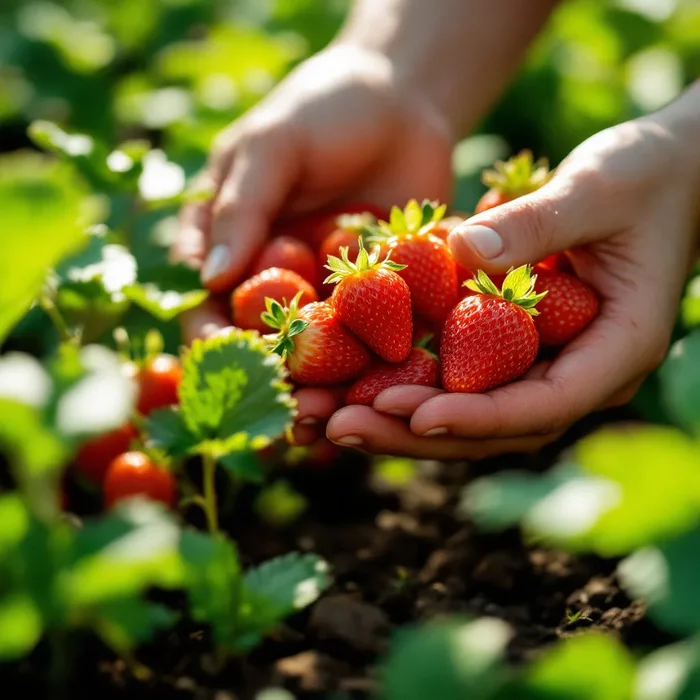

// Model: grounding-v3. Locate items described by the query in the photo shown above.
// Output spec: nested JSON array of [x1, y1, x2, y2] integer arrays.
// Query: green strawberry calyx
[[366, 198, 448, 242], [481, 150, 552, 195], [323, 237, 406, 285], [465, 264, 548, 316], [260, 291, 310, 356], [335, 212, 377, 232]]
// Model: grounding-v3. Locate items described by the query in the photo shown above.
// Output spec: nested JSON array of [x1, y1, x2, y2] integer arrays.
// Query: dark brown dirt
[[1, 405, 672, 699]]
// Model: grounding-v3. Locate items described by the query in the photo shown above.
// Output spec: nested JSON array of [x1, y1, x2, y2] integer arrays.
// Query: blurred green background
[[2, 0, 699, 196], [0, 0, 698, 358]]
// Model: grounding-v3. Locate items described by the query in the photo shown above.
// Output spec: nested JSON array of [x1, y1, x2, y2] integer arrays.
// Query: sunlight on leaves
[[178, 330, 296, 459]]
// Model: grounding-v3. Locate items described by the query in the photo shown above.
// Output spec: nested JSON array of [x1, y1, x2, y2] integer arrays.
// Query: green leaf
[[504, 633, 636, 700], [254, 480, 308, 526], [180, 529, 243, 648], [634, 637, 700, 700], [0, 152, 96, 343], [240, 553, 330, 641], [382, 617, 512, 700], [460, 462, 582, 531], [178, 330, 296, 459], [619, 525, 700, 636], [0, 495, 30, 558], [123, 283, 209, 322], [659, 331, 700, 434], [145, 407, 199, 457], [96, 599, 177, 651], [63, 500, 186, 607], [0, 593, 43, 660], [220, 450, 264, 484]]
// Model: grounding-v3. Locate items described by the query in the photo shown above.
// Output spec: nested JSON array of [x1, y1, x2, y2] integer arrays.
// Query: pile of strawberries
[[231, 151, 599, 406]]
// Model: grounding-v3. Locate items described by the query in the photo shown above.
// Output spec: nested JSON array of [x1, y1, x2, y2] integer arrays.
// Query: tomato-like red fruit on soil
[[74, 422, 138, 484], [250, 236, 318, 287], [134, 354, 182, 416], [104, 451, 177, 509], [232, 267, 318, 334], [346, 347, 440, 406]]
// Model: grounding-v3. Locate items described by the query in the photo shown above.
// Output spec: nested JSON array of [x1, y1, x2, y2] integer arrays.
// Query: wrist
[[656, 80, 700, 185]]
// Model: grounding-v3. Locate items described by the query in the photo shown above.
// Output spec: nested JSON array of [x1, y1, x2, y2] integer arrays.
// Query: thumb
[[201, 127, 302, 293], [447, 176, 597, 273]]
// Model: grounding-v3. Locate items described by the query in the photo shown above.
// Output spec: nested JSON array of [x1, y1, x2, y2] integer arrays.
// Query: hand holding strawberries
[[339, 87, 700, 458]]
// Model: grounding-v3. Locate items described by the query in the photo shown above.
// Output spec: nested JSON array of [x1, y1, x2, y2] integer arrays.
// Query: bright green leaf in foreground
[[504, 633, 636, 700], [634, 636, 700, 700], [0, 594, 43, 660], [63, 499, 185, 607], [0, 152, 96, 343], [659, 331, 700, 434], [619, 525, 700, 637], [178, 330, 296, 459], [382, 617, 512, 700], [464, 426, 700, 557]]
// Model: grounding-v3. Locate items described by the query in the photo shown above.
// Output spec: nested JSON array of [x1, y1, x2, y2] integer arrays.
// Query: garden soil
[[2, 405, 672, 699]]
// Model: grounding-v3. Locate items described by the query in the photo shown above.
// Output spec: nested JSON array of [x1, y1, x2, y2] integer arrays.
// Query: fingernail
[[201, 244, 230, 284], [458, 225, 503, 260], [335, 435, 364, 447], [422, 427, 448, 437], [299, 416, 318, 425]]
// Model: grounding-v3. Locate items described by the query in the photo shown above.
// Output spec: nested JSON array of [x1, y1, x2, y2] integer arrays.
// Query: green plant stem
[[39, 295, 74, 344], [202, 454, 219, 534]]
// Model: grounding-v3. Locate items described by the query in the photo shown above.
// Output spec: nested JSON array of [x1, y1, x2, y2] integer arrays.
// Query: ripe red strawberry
[[262, 292, 371, 385], [441, 266, 546, 393], [475, 150, 552, 214], [232, 267, 318, 334], [276, 202, 390, 249], [532, 270, 599, 347], [325, 239, 413, 363], [250, 236, 318, 286], [430, 214, 465, 242], [369, 200, 458, 324], [346, 347, 439, 406], [318, 213, 376, 297], [536, 253, 573, 274]]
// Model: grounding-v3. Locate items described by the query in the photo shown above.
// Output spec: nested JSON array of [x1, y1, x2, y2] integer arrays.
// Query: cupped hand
[[172, 43, 454, 442], [327, 109, 700, 458]]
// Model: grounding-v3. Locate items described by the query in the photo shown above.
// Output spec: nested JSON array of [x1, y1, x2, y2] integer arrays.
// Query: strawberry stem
[[323, 237, 405, 285], [481, 150, 552, 195], [370, 198, 448, 242], [465, 265, 547, 316], [261, 292, 310, 356]]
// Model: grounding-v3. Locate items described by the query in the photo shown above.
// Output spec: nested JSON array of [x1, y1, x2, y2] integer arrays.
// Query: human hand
[[326, 96, 700, 458], [172, 43, 454, 443]]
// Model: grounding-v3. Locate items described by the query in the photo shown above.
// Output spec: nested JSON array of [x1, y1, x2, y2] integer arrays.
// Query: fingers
[[293, 388, 345, 426], [406, 305, 653, 439], [373, 386, 444, 417], [326, 406, 558, 460], [447, 173, 603, 274], [172, 144, 236, 268], [201, 127, 302, 293]]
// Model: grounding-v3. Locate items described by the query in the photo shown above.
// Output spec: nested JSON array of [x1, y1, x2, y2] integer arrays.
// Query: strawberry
[[346, 346, 439, 406], [318, 213, 376, 298], [232, 267, 317, 334], [369, 200, 458, 324], [430, 214, 466, 242], [262, 292, 371, 385], [441, 266, 546, 393], [250, 236, 318, 286], [475, 150, 552, 214], [276, 202, 390, 249], [324, 239, 413, 363], [532, 269, 599, 347], [536, 253, 573, 274]]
